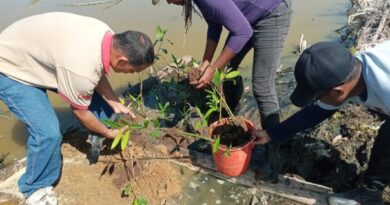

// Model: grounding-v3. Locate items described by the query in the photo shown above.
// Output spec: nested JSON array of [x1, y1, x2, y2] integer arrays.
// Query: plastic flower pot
[[208, 118, 255, 177]]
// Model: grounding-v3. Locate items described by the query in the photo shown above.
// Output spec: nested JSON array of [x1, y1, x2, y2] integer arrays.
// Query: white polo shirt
[[0, 12, 114, 109]]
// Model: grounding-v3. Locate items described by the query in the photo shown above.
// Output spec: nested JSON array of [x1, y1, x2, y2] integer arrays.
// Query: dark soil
[[271, 103, 390, 202], [212, 120, 251, 147]]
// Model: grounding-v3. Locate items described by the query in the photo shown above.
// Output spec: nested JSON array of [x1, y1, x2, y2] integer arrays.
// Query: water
[[0, 0, 350, 165], [176, 164, 254, 204]]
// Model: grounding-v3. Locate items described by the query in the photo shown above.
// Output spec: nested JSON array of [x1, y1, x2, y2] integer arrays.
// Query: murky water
[[176, 164, 254, 205], [0, 0, 350, 165]]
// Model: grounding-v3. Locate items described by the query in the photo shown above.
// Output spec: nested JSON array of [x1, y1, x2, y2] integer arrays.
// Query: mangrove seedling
[[203, 67, 241, 153]]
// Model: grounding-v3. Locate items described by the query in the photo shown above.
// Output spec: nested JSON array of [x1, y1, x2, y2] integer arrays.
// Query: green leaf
[[133, 198, 148, 205], [102, 119, 120, 129], [191, 59, 200, 68], [223, 144, 232, 157], [163, 102, 170, 110], [119, 98, 125, 105], [205, 89, 214, 95], [121, 130, 131, 151], [212, 94, 220, 104], [128, 94, 137, 102], [129, 123, 144, 129], [151, 130, 160, 140], [119, 119, 130, 127], [161, 48, 168, 54], [172, 54, 178, 65], [153, 119, 161, 128], [201, 119, 208, 126], [212, 136, 221, 153], [195, 107, 203, 118], [225, 70, 240, 79], [143, 118, 150, 128], [194, 121, 201, 130], [212, 70, 221, 86], [111, 130, 124, 150], [122, 184, 132, 197], [205, 108, 217, 120], [155, 25, 165, 41]]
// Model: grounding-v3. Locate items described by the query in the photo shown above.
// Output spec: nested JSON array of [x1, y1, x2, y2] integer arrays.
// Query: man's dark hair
[[343, 58, 361, 83], [113, 31, 155, 66]]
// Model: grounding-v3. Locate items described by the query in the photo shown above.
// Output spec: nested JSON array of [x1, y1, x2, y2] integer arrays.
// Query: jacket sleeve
[[200, 0, 253, 53], [267, 102, 338, 142]]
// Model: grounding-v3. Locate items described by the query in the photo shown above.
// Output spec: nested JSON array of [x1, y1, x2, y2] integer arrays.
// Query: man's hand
[[104, 125, 129, 139], [190, 62, 216, 89], [108, 100, 136, 119], [252, 129, 272, 144]]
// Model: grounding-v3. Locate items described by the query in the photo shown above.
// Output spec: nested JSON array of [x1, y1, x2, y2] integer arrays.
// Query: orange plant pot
[[208, 118, 255, 177]]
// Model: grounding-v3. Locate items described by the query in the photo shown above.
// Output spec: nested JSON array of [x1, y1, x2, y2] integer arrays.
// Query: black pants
[[365, 119, 390, 190], [224, 0, 292, 128]]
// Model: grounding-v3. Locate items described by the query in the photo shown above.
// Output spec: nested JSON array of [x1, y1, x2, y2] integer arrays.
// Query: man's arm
[[254, 103, 337, 143], [72, 108, 118, 139], [191, 0, 252, 88], [95, 75, 135, 118]]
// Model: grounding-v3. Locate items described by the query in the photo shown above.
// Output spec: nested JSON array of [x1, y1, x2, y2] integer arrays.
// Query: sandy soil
[[55, 132, 183, 205]]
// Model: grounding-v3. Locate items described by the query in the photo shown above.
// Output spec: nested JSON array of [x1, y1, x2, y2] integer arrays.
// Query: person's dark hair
[[183, 0, 193, 32], [343, 58, 361, 83], [113, 31, 155, 66]]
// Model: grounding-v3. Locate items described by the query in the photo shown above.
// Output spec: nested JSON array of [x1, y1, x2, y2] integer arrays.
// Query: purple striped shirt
[[194, 0, 282, 53]]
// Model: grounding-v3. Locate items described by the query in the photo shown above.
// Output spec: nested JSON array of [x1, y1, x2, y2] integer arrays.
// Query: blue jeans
[[0, 73, 113, 196]]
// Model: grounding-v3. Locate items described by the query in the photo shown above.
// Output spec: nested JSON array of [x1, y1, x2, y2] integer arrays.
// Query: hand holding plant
[[104, 125, 130, 140], [108, 100, 136, 120], [190, 62, 216, 89]]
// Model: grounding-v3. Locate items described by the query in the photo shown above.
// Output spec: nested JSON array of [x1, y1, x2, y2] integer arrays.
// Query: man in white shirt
[[0, 12, 154, 204]]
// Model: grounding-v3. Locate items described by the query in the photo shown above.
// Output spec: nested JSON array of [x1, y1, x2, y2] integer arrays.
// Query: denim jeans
[[226, 0, 292, 128], [0, 73, 113, 196]]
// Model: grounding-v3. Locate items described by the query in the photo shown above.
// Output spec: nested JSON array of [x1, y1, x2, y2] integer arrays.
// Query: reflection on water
[[0, 0, 349, 165]]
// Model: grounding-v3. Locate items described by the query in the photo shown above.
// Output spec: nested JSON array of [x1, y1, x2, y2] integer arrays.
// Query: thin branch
[[65, 0, 114, 6], [104, 0, 124, 11]]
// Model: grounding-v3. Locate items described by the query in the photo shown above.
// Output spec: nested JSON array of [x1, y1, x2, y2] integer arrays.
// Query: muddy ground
[[1, 79, 389, 205], [0, 125, 304, 205], [1, 54, 390, 204]]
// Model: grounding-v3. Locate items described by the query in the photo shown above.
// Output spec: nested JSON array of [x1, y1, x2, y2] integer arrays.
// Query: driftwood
[[341, 0, 390, 49]]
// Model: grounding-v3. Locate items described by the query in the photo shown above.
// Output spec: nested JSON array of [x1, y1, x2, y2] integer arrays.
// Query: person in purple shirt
[[153, 0, 292, 131], [153, 0, 291, 185]]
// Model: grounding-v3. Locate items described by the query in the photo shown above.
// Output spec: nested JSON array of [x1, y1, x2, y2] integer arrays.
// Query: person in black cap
[[252, 40, 390, 205]]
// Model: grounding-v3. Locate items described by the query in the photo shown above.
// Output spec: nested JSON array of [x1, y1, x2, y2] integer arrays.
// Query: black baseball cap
[[290, 41, 356, 107]]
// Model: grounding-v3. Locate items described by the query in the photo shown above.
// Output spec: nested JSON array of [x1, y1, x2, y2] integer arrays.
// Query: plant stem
[[177, 130, 213, 142], [214, 87, 236, 121]]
